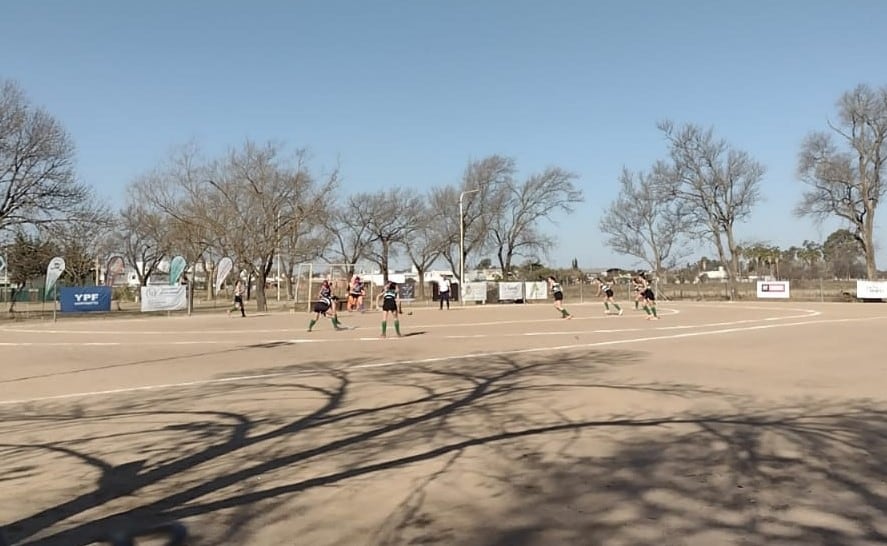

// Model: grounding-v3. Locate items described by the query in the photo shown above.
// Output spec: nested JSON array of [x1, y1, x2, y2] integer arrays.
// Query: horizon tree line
[[2, 78, 885, 308]]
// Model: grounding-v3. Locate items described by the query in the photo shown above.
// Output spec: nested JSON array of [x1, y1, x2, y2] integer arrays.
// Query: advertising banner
[[168, 256, 187, 285], [462, 282, 487, 302], [60, 286, 112, 313], [756, 280, 790, 299], [104, 255, 126, 286], [498, 282, 524, 301], [45, 257, 66, 298], [141, 285, 188, 312], [856, 280, 887, 299], [215, 257, 234, 292]]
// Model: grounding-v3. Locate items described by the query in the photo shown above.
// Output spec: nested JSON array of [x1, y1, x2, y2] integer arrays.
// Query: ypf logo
[[74, 293, 100, 304]]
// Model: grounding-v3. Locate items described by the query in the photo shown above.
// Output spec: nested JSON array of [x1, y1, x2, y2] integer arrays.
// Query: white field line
[[1, 313, 883, 407], [3, 302, 828, 338], [0, 308, 817, 347]]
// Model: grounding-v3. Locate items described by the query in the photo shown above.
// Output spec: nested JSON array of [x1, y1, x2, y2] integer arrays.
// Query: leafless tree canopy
[[795, 84, 887, 280], [346, 187, 424, 283], [124, 141, 337, 311], [0, 80, 92, 233], [433, 156, 517, 280], [404, 196, 446, 299], [113, 199, 171, 286], [656, 121, 764, 296], [600, 167, 692, 277], [488, 166, 583, 277], [430, 156, 582, 280]]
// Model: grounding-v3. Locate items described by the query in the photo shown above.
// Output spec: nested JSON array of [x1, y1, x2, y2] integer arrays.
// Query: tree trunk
[[724, 226, 741, 300], [712, 228, 736, 300], [381, 239, 390, 283], [255, 272, 268, 312], [864, 225, 878, 280], [416, 268, 427, 299]]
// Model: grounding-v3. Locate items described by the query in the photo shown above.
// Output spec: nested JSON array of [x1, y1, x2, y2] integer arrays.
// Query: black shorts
[[553, 291, 564, 301], [382, 299, 398, 312], [313, 301, 330, 314], [234, 295, 243, 305], [643, 289, 655, 301], [604, 289, 614, 298]]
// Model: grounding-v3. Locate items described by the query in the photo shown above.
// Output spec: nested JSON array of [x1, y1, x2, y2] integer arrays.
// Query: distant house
[[696, 266, 728, 283]]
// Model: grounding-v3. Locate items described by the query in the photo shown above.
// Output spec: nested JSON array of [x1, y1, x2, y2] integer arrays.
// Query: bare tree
[[656, 121, 765, 299], [600, 167, 692, 281], [324, 205, 373, 276], [203, 142, 338, 311], [113, 201, 170, 287], [488, 166, 583, 277], [795, 84, 887, 280], [346, 187, 424, 283], [0, 80, 91, 233], [278, 174, 334, 299], [433, 156, 517, 281], [403, 197, 445, 299], [127, 141, 337, 312], [42, 198, 115, 285]]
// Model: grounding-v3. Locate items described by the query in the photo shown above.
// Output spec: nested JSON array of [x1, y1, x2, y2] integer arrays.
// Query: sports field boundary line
[[2, 314, 884, 407]]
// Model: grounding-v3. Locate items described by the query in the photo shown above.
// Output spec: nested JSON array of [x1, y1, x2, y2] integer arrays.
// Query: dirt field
[[1, 300, 886, 545]]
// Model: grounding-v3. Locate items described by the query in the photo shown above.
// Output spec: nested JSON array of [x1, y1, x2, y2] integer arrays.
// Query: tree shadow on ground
[[1, 348, 884, 545]]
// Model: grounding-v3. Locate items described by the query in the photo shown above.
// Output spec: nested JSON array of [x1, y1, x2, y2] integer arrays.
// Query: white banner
[[856, 280, 887, 299], [756, 280, 790, 299], [214, 257, 234, 293], [140, 285, 188, 312], [498, 282, 523, 301], [462, 282, 487, 302], [524, 281, 548, 300]]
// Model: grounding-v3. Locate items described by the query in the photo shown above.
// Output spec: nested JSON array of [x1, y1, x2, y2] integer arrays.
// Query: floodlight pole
[[276, 211, 281, 302], [459, 188, 480, 305]]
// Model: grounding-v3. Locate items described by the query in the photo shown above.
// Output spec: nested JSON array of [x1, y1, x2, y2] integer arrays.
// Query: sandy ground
[[1, 300, 886, 545]]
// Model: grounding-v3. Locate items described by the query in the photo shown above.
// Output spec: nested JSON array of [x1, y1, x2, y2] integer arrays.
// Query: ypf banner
[[60, 287, 112, 313]]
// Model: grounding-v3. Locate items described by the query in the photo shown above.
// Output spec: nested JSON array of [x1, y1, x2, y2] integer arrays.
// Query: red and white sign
[[756, 280, 790, 299]]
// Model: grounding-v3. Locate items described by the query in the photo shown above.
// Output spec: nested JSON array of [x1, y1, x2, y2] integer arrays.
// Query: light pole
[[276, 211, 281, 302], [459, 188, 480, 305]]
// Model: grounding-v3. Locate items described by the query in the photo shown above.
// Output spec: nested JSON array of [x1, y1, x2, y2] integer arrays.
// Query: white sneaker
[[618, 308, 623, 316]]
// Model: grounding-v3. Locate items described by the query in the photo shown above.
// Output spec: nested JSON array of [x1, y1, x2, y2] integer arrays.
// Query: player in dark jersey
[[634, 274, 659, 320], [307, 280, 348, 331], [594, 277, 623, 315], [377, 281, 402, 338], [546, 276, 573, 319]]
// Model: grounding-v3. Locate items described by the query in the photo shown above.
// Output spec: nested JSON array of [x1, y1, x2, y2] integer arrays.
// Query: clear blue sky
[[3, 0, 886, 270]]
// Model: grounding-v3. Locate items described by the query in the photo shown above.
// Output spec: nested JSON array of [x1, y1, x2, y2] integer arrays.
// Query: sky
[[3, 0, 886, 270]]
